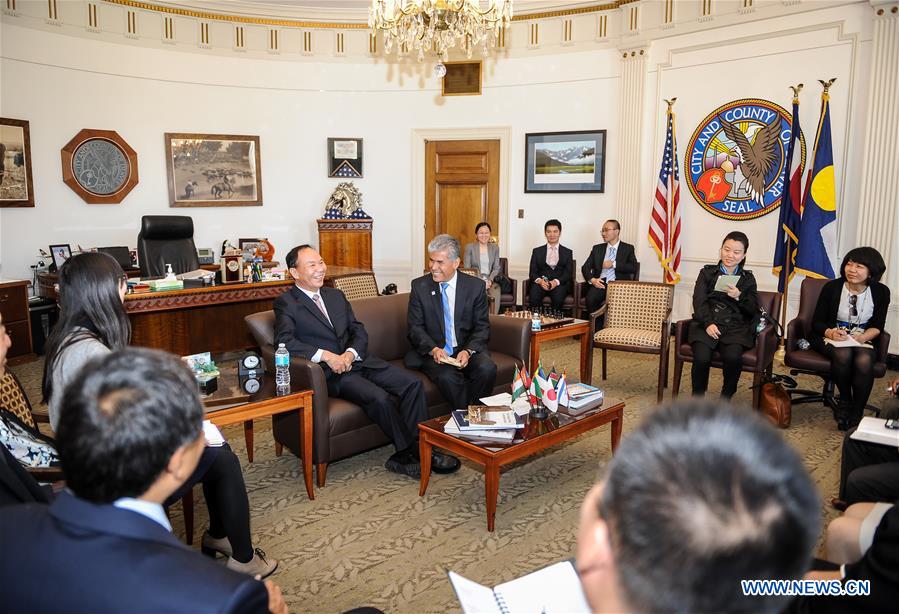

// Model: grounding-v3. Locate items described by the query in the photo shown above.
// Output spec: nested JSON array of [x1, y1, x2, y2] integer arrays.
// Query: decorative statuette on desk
[[322, 182, 371, 220], [221, 249, 244, 284]]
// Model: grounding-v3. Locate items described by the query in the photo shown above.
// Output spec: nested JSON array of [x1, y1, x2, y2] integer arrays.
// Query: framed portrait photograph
[[165, 133, 263, 207], [328, 137, 363, 178], [0, 117, 36, 207], [49, 244, 72, 271], [524, 130, 606, 193]]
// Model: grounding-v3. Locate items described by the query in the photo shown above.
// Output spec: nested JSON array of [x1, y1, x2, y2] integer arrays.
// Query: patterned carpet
[[11, 340, 897, 613]]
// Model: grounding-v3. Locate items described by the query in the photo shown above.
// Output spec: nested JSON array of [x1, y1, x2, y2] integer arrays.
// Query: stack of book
[[564, 383, 604, 413], [146, 278, 184, 291], [444, 407, 524, 442]]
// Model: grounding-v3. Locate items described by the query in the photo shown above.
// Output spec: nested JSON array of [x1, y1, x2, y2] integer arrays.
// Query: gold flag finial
[[819, 78, 836, 95], [789, 83, 804, 103], [664, 97, 677, 112]]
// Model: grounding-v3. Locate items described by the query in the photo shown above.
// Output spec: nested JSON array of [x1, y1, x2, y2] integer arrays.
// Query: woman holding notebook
[[810, 246, 890, 431], [688, 231, 759, 400]]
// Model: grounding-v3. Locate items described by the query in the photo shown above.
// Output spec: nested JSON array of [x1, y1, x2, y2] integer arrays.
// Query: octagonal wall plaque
[[61, 129, 139, 204]]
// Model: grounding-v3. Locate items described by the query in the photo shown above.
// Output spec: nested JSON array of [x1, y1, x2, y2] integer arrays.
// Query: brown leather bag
[[760, 381, 791, 428]]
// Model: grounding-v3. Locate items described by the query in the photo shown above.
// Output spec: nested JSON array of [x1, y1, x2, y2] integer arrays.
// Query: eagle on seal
[[718, 114, 782, 207]]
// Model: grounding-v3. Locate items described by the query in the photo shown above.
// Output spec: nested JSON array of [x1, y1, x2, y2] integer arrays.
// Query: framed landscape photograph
[[327, 137, 363, 178], [165, 133, 263, 207], [0, 117, 35, 207], [525, 130, 606, 193]]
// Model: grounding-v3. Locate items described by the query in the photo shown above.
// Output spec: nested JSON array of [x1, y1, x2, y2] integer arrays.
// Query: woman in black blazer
[[688, 231, 759, 399], [810, 246, 890, 430]]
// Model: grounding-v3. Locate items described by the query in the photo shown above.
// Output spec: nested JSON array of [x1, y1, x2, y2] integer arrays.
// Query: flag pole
[[775, 83, 803, 363]]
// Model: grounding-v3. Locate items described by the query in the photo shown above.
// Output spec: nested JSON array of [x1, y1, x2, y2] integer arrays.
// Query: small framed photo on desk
[[49, 243, 72, 271]]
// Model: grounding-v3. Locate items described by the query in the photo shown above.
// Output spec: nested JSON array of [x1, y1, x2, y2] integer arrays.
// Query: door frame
[[411, 127, 511, 277]]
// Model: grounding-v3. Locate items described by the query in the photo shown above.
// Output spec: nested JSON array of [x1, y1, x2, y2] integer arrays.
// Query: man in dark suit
[[407, 234, 497, 412], [581, 219, 639, 315], [0, 348, 285, 613], [275, 245, 458, 478], [528, 218, 573, 310]]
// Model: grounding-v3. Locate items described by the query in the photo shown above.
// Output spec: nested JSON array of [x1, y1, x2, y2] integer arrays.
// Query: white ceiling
[[162, 1, 604, 22]]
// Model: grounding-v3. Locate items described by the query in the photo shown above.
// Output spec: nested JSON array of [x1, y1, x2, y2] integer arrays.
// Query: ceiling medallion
[[369, 1, 512, 64]]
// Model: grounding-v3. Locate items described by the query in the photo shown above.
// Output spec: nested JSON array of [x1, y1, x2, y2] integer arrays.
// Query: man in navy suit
[[407, 234, 497, 412], [274, 245, 458, 478], [0, 348, 285, 613], [528, 219, 574, 310], [581, 219, 639, 315]]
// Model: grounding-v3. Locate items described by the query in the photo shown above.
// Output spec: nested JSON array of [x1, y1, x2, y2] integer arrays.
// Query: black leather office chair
[[137, 215, 200, 277]]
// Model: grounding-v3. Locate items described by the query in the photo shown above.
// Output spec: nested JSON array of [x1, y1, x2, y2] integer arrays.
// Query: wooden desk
[[418, 400, 623, 531], [123, 280, 293, 355]]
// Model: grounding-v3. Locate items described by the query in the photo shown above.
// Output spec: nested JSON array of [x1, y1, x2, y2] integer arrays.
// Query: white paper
[[824, 336, 873, 349], [495, 561, 590, 614], [203, 420, 225, 447], [850, 417, 899, 448], [449, 562, 591, 614], [448, 571, 504, 614], [481, 392, 531, 416], [714, 274, 741, 292]]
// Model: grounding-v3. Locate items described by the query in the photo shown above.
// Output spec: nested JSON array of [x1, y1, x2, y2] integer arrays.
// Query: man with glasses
[[581, 219, 639, 316]]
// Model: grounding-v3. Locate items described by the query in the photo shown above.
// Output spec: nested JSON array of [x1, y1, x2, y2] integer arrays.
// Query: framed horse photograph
[[164, 133, 263, 207], [0, 117, 36, 208]]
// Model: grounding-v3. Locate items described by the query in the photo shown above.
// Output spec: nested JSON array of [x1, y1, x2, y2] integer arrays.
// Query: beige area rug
[[12, 342, 897, 613]]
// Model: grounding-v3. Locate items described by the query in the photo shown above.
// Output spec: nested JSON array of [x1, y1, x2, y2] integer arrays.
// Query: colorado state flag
[[795, 82, 838, 279]]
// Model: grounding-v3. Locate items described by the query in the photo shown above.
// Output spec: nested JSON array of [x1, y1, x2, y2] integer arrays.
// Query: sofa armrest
[[488, 314, 531, 363], [755, 324, 780, 369], [673, 318, 691, 358]]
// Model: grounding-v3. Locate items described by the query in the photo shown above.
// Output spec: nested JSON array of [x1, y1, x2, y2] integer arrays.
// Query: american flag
[[648, 106, 682, 284]]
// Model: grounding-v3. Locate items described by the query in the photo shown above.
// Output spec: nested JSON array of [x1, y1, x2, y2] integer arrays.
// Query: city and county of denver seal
[[71, 138, 131, 196], [685, 98, 806, 221]]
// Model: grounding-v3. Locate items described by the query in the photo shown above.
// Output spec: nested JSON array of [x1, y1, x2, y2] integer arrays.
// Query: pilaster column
[[855, 1, 899, 288], [615, 46, 648, 244]]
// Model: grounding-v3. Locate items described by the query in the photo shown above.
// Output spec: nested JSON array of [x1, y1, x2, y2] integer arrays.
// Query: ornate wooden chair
[[671, 290, 782, 408], [328, 272, 380, 301], [587, 281, 674, 402]]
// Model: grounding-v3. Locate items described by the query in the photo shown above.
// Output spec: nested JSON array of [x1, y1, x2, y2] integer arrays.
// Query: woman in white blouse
[[463, 222, 501, 314]]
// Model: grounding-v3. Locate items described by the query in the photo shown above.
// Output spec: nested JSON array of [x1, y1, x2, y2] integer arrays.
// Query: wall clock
[[60, 129, 139, 204]]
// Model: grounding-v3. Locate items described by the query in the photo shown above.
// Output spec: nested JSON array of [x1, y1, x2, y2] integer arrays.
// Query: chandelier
[[369, 1, 513, 64]]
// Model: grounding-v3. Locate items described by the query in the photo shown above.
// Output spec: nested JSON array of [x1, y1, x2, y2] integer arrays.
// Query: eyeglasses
[[848, 294, 858, 317]]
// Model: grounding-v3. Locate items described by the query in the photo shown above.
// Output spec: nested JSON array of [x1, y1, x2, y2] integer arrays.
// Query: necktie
[[312, 294, 331, 325], [606, 245, 617, 282], [547, 245, 558, 267], [440, 282, 454, 355]]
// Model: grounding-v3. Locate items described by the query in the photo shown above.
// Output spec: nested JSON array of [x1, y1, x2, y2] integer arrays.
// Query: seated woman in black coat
[[810, 246, 890, 430], [688, 231, 759, 399]]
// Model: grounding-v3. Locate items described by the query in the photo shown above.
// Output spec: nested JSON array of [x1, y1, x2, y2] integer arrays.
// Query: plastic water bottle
[[275, 343, 290, 389], [531, 311, 542, 332]]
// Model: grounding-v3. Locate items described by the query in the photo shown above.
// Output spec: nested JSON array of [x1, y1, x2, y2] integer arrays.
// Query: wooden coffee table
[[418, 400, 624, 531], [203, 356, 315, 500], [529, 319, 592, 384]]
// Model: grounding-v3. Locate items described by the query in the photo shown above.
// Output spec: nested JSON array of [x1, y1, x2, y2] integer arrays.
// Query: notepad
[[824, 337, 873, 349], [850, 417, 899, 448], [713, 275, 740, 292], [448, 561, 590, 614]]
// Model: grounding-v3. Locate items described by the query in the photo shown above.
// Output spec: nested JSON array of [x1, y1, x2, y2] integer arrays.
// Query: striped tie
[[440, 282, 453, 355]]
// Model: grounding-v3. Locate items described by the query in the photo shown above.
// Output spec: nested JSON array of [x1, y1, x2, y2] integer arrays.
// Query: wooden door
[[424, 139, 500, 266]]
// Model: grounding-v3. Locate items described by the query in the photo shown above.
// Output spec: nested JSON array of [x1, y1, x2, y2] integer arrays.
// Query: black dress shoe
[[385, 452, 421, 479], [431, 451, 461, 474], [830, 498, 849, 512]]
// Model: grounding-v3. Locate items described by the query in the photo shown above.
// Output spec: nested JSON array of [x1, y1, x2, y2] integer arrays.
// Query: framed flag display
[[328, 138, 363, 178]]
